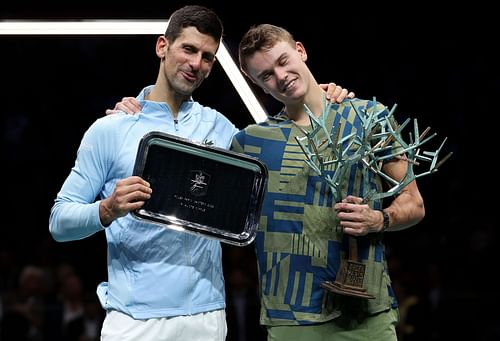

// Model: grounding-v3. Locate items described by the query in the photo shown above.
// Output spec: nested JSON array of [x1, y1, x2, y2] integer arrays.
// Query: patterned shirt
[[231, 98, 399, 326]]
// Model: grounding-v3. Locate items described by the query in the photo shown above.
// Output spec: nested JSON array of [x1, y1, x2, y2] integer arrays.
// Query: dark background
[[1, 2, 498, 340]]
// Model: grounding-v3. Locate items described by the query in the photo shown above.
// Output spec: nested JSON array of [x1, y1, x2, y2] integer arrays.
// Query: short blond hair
[[238, 24, 295, 74]]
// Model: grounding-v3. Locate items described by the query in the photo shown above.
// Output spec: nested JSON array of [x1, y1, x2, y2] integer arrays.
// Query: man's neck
[[146, 85, 190, 119], [284, 85, 325, 126]]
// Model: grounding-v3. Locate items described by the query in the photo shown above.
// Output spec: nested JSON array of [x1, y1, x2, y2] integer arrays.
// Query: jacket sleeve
[[49, 119, 111, 242]]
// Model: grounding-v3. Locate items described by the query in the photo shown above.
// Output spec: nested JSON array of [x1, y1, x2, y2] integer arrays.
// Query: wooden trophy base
[[321, 259, 375, 299]]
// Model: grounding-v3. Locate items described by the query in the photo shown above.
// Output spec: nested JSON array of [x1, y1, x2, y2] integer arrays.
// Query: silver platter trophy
[[295, 97, 452, 299], [132, 131, 268, 246]]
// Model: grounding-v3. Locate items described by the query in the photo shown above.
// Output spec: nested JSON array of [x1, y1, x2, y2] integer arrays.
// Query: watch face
[[132, 131, 268, 246]]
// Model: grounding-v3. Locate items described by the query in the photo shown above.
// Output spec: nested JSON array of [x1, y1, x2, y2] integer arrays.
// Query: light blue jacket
[[49, 86, 238, 319]]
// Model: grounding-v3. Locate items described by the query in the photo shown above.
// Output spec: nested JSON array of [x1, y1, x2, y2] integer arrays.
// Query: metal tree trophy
[[295, 97, 452, 299]]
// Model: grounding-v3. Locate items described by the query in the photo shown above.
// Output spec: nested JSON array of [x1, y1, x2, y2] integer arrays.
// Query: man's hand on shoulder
[[319, 82, 355, 104], [105, 97, 142, 115]]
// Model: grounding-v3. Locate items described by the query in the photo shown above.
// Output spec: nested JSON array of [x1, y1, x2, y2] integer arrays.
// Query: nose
[[275, 67, 288, 81], [188, 53, 203, 70], [275, 67, 288, 90]]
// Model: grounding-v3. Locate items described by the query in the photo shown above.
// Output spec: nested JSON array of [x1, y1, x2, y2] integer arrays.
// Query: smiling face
[[159, 26, 219, 98], [244, 40, 309, 105]]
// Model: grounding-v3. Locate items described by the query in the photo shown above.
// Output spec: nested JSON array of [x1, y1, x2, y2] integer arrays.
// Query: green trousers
[[267, 308, 399, 341]]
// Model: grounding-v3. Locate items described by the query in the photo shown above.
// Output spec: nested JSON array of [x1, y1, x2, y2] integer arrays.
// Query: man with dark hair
[[50, 6, 235, 340]]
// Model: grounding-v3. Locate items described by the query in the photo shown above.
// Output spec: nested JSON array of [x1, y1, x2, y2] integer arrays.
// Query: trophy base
[[321, 259, 375, 299], [321, 280, 375, 299]]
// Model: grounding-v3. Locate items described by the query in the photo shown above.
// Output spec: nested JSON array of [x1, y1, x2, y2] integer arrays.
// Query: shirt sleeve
[[49, 120, 111, 241]]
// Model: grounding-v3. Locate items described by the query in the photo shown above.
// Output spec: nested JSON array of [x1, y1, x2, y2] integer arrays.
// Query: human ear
[[156, 36, 168, 58], [296, 42, 307, 62]]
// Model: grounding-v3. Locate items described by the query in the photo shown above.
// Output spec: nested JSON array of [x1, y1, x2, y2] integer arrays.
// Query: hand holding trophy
[[295, 97, 452, 299]]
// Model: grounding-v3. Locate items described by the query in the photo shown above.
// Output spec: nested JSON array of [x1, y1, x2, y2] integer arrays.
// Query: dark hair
[[238, 24, 295, 74], [165, 5, 223, 43]]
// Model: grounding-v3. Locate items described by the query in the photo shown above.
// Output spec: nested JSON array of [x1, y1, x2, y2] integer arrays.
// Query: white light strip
[[0, 20, 268, 123], [217, 41, 268, 123], [0, 20, 167, 35]]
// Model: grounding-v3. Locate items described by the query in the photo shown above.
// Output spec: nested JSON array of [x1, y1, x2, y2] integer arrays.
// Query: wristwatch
[[382, 210, 390, 232]]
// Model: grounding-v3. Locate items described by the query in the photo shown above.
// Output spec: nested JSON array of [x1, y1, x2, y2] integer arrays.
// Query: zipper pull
[[174, 119, 179, 131]]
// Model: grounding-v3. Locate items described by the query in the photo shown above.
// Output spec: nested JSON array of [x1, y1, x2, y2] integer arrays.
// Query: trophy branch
[[295, 96, 452, 299]]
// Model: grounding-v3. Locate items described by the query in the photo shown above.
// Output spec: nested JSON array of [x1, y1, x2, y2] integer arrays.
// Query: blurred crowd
[[1, 219, 498, 341]]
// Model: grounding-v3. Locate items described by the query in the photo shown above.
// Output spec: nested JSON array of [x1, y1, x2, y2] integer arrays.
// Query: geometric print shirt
[[231, 99, 399, 326]]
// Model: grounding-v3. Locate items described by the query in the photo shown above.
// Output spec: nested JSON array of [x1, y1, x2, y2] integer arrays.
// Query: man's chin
[[174, 84, 198, 97], [280, 89, 302, 101]]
